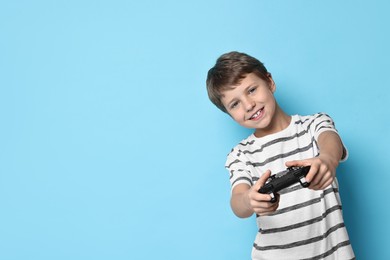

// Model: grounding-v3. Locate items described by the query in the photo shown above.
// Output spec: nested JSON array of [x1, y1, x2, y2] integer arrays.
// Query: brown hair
[[206, 51, 271, 113]]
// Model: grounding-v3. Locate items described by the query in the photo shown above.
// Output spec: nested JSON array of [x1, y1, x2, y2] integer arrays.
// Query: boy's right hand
[[246, 170, 279, 216]]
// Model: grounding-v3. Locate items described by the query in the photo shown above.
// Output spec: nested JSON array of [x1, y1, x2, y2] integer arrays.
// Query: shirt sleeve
[[225, 148, 253, 190], [310, 113, 348, 162]]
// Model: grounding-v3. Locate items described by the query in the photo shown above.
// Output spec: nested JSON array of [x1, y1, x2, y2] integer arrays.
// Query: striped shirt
[[226, 113, 355, 260]]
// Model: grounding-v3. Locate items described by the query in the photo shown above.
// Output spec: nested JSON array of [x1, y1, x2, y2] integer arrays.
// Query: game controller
[[258, 166, 311, 203]]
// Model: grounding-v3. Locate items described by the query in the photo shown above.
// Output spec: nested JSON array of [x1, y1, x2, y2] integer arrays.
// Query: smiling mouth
[[249, 108, 264, 120]]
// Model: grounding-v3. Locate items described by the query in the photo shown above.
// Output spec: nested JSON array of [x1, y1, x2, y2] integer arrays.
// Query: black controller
[[258, 166, 311, 203]]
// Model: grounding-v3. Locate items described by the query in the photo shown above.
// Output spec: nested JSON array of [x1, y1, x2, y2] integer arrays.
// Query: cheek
[[229, 111, 244, 123], [266, 95, 276, 109]]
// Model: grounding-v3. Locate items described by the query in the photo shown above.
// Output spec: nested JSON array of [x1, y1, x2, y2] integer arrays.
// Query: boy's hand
[[246, 170, 279, 215], [286, 154, 339, 190]]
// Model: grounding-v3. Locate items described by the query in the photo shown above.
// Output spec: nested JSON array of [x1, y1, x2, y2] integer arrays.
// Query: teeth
[[251, 110, 261, 119]]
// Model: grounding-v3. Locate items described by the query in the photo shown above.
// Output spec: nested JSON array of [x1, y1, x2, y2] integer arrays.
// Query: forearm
[[230, 189, 254, 218], [285, 131, 345, 190], [317, 131, 344, 166]]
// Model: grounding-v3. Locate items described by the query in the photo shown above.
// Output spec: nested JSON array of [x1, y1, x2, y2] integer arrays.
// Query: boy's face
[[220, 72, 278, 136]]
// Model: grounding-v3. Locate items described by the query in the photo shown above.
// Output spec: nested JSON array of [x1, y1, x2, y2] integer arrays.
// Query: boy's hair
[[206, 51, 271, 113]]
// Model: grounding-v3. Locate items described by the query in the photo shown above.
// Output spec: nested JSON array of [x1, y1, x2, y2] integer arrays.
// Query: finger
[[250, 192, 272, 204], [255, 170, 271, 189], [254, 199, 280, 215], [320, 178, 333, 189], [305, 164, 319, 183], [254, 191, 279, 205], [253, 205, 278, 214], [310, 164, 330, 188], [285, 160, 309, 168], [312, 181, 329, 190], [314, 172, 333, 190], [251, 200, 274, 209], [310, 171, 325, 189]]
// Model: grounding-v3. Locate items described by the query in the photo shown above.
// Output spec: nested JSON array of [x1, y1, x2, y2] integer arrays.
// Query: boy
[[206, 51, 355, 259]]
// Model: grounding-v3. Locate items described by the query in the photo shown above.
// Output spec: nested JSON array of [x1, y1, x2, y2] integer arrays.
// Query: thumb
[[255, 170, 272, 189], [285, 160, 308, 168]]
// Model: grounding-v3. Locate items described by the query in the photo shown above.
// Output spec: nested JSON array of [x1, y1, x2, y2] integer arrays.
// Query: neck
[[254, 105, 291, 138]]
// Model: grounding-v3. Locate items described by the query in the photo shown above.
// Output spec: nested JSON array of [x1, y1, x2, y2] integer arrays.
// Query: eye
[[230, 101, 239, 110], [248, 86, 257, 94]]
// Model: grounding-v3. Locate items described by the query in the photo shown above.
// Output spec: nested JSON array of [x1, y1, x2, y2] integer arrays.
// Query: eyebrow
[[222, 81, 258, 105]]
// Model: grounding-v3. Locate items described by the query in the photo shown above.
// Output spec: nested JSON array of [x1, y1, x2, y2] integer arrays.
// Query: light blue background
[[1, 0, 389, 259]]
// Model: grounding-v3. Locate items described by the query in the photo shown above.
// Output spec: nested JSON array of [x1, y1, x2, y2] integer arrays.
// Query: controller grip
[[258, 183, 278, 203]]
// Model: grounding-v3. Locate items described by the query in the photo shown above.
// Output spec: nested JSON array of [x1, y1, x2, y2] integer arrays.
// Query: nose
[[244, 97, 255, 112]]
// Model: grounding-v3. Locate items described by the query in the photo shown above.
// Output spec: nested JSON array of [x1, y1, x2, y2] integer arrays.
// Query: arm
[[286, 131, 345, 190], [230, 170, 279, 218]]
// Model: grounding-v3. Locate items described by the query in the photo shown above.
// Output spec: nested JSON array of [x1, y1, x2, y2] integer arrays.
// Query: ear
[[267, 73, 276, 93]]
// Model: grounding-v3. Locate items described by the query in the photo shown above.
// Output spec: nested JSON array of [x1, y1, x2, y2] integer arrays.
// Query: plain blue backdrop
[[1, 0, 389, 259]]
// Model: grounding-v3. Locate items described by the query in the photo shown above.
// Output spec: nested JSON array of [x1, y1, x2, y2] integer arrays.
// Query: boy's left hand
[[285, 153, 339, 190]]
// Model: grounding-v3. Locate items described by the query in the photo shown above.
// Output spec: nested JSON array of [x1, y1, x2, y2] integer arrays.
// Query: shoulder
[[225, 134, 258, 164], [294, 112, 335, 127], [294, 112, 340, 141], [227, 134, 255, 156]]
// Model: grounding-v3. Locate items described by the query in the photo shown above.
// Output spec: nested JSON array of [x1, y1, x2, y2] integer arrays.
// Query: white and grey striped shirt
[[226, 113, 355, 260]]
